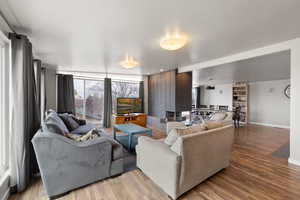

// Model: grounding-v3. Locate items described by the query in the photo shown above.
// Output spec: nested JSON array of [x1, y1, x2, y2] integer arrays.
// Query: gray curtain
[[103, 78, 112, 128], [57, 74, 75, 114], [33, 59, 42, 120], [40, 68, 47, 120], [139, 81, 144, 112], [9, 33, 40, 191]]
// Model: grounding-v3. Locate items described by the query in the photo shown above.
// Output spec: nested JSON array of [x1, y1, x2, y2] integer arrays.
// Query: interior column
[[289, 39, 300, 165]]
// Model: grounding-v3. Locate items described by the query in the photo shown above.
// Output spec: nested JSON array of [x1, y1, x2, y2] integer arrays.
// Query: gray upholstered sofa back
[[32, 111, 124, 198]]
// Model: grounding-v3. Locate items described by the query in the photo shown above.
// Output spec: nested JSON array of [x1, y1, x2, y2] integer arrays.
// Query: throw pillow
[[69, 114, 86, 125], [205, 121, 224, 130], [43, 122, 65, 135], [44, 112, 69, 135], [66, 128, 101, 142], [210, 112, 227, 121], [164, 126, 197, 146], [189, 124, 208, 133], [164, 128, 180, 146], [59, 114, 80, 131]]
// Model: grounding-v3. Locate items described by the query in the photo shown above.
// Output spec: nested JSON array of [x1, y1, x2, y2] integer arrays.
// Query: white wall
[[200, 84, 233, 110], [249, 79, 290, 128], [290, 39, 300, 165], [199, 80, 290, 128], [180, 38, 300, 166]]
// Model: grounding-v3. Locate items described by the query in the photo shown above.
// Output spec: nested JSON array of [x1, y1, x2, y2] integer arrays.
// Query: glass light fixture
[[160, 31, 188, 51], [120, 54, 139, 69]]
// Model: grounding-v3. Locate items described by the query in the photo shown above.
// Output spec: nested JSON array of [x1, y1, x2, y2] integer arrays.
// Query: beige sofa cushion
[[223, 112, 233, 121], [164, 124, 207, 146], [205, 121, 224, 130], [210, 112, 227, 121], [189, 124, 208, 133]]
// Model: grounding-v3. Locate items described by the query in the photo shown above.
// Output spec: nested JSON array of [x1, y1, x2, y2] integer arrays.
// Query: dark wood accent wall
[[176, 71, 192, 112], [148, 70, 192, 118]]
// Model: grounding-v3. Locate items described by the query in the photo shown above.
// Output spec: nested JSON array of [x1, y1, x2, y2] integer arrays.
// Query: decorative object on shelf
[[284, 84, 290, 99], [120, 54, 139, 68], [160, 30, 188, 50]]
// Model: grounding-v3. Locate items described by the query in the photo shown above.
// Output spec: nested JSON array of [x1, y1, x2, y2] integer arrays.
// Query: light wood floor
[[9, 125, 300, 200]]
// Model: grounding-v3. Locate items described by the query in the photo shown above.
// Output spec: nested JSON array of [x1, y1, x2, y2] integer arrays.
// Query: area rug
[[272, 142, 290, 159]]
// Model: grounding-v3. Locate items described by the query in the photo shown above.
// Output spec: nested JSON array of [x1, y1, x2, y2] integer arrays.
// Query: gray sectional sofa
[[32, 110, 124, 199]]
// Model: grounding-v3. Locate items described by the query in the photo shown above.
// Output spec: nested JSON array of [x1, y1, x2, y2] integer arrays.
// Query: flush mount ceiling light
[[160, 31, 188, 51], [120, 54, 139, 69]]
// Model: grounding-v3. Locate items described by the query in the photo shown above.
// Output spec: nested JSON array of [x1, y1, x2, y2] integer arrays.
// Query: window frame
[[74, 78, 105, 125], [73, 77, 140, 118], [111, 80, 140, 114]]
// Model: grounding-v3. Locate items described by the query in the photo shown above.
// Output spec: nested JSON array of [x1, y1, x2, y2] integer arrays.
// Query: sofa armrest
[[137, 137, 180, 163], [32, 131, 113, 196], [136, 136, 181, 198]]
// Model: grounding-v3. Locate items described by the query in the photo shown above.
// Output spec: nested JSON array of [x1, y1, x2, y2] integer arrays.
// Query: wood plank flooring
[[9, 125, 300, 200]]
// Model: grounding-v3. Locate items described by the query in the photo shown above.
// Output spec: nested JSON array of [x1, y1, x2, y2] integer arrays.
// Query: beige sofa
[[166, 111, 233, 134], [136, 125, 234, 199], [209, 111, 233, 126]]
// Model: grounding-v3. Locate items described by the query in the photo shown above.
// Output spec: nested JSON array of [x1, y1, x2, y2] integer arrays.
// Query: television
[[117, 97, 143, 114]]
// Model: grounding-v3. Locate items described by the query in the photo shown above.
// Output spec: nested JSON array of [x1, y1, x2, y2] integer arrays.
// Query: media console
[[113, 113, 147, 127]]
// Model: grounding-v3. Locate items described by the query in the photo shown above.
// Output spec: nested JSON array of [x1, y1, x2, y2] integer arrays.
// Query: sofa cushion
[[205, 121, 224, 130], [164, 129, 180, 146], [164, 124, 207, 146], [59, 113, 80, 131], [71, 124, 97, 135], [44, 112, 69, 135], [42, 122, 65, 135], [69, 114, 86, 126], [189, 124, 208, 133], [210, 112, 227, 121], [223, 112, 233, 121]]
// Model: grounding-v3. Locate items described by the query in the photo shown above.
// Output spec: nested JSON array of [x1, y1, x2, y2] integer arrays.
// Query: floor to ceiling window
[[74, 79, 139, 124], [74, 79, 104, 125], [111, 80, 139, 114]]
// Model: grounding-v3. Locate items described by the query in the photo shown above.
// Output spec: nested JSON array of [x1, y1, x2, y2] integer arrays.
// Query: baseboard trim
[[288, 158, 300, 166], [249, 122, 290, 129]]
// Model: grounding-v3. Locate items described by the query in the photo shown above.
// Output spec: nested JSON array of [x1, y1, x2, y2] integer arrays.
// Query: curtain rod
[[57, 70, 144, 77], [70, 75, 140, 83]]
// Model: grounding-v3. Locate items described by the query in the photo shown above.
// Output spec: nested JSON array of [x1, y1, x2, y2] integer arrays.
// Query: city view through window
[[74, 79, 139, 126]]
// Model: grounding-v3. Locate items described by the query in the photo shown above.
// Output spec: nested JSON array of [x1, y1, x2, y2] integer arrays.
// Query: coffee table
[[113, 123, 152, 150]]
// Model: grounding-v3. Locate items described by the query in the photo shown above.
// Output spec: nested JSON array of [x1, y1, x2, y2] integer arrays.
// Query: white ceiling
[[1, 0, 300, 75], [193, 50, 290, 86]]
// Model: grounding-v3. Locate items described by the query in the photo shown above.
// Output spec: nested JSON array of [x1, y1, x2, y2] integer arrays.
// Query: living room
[[1, 1, 300, 200]]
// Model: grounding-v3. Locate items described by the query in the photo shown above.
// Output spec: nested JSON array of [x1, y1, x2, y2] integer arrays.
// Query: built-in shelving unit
[[232, 82, 248, 123]]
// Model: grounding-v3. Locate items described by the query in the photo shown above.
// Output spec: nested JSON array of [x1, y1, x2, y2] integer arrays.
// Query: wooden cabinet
[[113, 113, 147, 127]]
